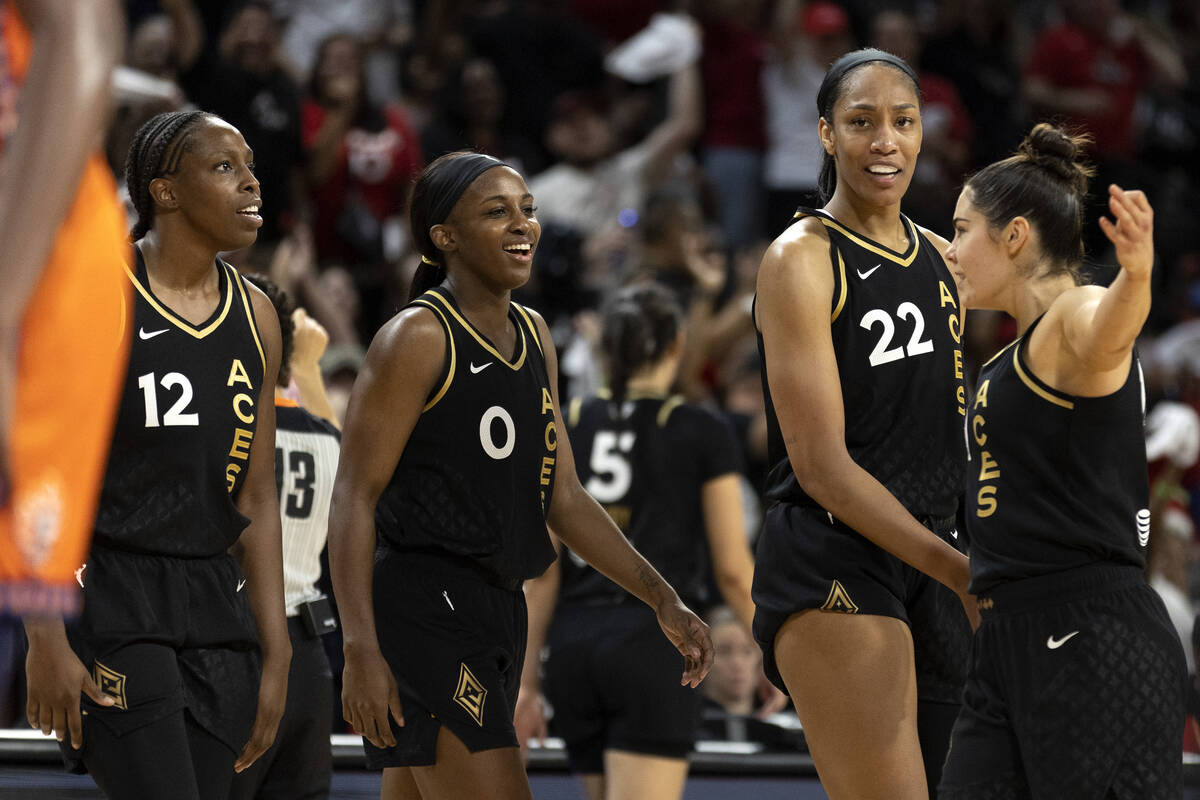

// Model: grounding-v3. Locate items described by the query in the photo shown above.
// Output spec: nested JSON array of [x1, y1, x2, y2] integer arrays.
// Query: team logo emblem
[[93, 660, 128, 710], [1136, 508, 1151, 547], [15, 477, 63, 570], [453, 662, 487, 726], [821, 580, 859, 614]]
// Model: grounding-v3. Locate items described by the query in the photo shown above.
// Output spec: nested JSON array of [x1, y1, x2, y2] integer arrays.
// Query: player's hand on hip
[[235, 652, 290, 772], [1098, 185, 1154, 281], [342, 645, 404, 749], [656, 600, 714, 688], [24, 622, 115, 749], [513, 685, 548, 766]]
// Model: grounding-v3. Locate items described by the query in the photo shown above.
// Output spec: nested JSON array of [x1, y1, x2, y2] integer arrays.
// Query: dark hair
[[242, 273, 295, 386], [601, 283, 682, 407], [307, 33, 385, 132], [965, 123, 1095, 280], [815, 48, 921, 203], [124, 110, 217, 241], [408, 150, 508, 301]]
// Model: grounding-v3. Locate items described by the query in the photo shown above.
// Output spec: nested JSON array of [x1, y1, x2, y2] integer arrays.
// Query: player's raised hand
[[1098, 184, 1154, 281], [655, 599, 714, 688]]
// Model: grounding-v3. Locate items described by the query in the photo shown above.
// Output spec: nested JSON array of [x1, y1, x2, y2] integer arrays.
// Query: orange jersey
[[0, 4, 131, 615]]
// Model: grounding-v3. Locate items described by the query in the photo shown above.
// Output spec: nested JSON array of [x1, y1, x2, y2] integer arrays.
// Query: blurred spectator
[[302, 32, 423, 274], [421, 56, 545, 176], [467, 0, 605, 167], [696, 0, 767, 251], [870, 8, 972, 238], [569, 0, 663, 45], [1148, 502, 1196, 674], [528, 21, 702, 243], [701, 605, 761, 716], [276, 0, 411, 107], [1024, 0, 1186, 261], [922, 0, 1023, 168], [762, 0, 853, 234], [181, 1, 306, 254]]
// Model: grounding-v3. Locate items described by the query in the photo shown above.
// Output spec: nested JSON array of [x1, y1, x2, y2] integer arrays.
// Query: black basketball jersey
[[556, 393, 742, 610], [758, 209, 966, 518], [965, 316, 1149, 595], [374, 288, 557, 582], [93, 249, 266, 556]]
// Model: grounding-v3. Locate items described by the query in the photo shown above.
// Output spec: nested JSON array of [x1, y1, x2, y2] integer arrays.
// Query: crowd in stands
[[5, 0, 1200, 753]]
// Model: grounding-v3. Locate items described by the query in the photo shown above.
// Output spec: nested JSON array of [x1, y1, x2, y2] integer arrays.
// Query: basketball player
[[230, 275, 340, 800], [938, 124, 1186, 798], [518, 283, 765, 800], [752, 49, 975, 799], [0, 0, 129, 616], [327, 151, 713, 800], [23, 111, 290, 800]]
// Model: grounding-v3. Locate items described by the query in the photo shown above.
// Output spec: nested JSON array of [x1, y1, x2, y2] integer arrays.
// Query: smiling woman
[[750, 49, 975, 799], [22, 110, 290, 800], [327, 151, 714, 800]]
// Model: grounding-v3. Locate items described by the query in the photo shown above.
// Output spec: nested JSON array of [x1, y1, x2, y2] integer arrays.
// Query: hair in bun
[[965, 123, 1095, 280]]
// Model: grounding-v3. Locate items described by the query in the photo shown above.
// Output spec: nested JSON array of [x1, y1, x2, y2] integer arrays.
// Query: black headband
[[427, 153, 509, 227], [816, 48, 921, 117]]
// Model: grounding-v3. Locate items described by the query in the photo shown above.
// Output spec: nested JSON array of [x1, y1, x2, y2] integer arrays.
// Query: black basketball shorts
[[61, 545, 261, 772], [544, 603, 700, 773], [939, 563, 1187, 800], [365, 549, 527, 768], [752, 502, 970, 702]]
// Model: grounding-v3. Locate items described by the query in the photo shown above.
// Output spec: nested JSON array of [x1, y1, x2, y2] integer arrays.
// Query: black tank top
[[374, 288, 557, 582], [94, 248, 266, 556], [556, 393, 742, 610], [966, 315, 1149, 594], [758, 209, 966, 518]]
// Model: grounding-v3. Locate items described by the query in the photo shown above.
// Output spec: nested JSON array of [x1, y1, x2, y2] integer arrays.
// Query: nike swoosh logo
[[139, 327, 169, 340], [856, 264, 882, 280], [1046, 631, 1079, 649], [236, 579, 246, 592], [470, 362, 492, 374]]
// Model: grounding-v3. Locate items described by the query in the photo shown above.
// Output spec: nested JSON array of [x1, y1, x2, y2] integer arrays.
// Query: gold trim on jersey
[[424, 289, 528, 371], [231, 265, 266, 374], [656, 395, 685, 427], [798, 211, 921, 266], [980, 336, 1020, 370], [831, 248, 848, 323], [513, 304, 543, 356], [411, 299, 457, 412], [125, 261, 233, 339], [1013, 345, 1074, 410]]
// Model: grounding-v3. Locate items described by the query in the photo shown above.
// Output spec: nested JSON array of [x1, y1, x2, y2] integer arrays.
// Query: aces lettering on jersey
[[972, 378, 1000, 517], [224, 358, 257, 491], [940, 279, 966, 416]]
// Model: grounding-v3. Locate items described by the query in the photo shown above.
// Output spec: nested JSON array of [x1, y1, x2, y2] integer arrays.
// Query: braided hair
[[124, 110, 215, 241]]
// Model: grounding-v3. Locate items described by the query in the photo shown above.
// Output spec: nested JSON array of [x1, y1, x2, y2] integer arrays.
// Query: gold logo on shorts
[[821, 580, 859, 614], [93, 660, 127, 710], [453, 662, 487, 726]]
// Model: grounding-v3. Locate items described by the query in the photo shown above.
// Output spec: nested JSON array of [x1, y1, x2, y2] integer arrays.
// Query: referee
[[231, 275, 341, 800]]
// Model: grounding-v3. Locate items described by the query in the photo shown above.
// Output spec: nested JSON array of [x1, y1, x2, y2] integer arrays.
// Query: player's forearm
[[327, 487, 382, 653], [234, 504, 291, 662], [520, 555, 560, 692], [549, 484, 680, 612], [0, 0, 121, 323], [292, 363, 341, 428]]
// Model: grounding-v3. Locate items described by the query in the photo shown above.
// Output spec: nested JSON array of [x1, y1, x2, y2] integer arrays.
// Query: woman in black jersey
[[23, 110, 290, 799], [515, 283, 773, 800], [938, 125, 1186, 798], [327, 152, 713, 800], [752, 49, 976, 798]]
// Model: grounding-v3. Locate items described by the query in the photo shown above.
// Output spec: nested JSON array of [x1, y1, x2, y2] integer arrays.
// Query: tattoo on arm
[[636, 560, 662, 596]]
